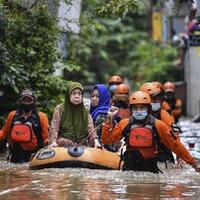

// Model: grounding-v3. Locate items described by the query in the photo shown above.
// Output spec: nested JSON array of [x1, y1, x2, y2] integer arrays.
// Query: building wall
[[184, 48, 200, 116], [51, 0, 82, 76]]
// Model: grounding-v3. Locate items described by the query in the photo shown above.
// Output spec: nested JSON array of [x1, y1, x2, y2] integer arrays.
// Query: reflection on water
[[0, 152, 200, 200]]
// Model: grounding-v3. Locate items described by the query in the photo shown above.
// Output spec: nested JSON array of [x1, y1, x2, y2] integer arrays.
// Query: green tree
[[0, 0, 67, 120], [128, 41, 178, 89], [66, 0, 178, 88]]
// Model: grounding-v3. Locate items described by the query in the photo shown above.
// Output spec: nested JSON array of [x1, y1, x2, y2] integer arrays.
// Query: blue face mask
[[151, 103, 161, 111], [132, 111, 148, 121], [109, 85, 117, 93]]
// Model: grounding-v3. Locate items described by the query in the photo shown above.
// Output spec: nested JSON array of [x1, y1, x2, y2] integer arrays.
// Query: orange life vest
[[129, 127, 153, 148], [9, 112, 44, 151], [124, 116, 158, 159], [11, 121, 33, 143]]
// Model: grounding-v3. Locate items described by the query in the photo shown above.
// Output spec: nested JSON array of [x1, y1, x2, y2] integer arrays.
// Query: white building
[[53, 0, 82, 76]]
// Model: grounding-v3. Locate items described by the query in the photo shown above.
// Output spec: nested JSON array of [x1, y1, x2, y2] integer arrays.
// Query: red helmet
[[163, 82, 175, 92], [129, 91, 151, 105], [108, 75, 123, 85]]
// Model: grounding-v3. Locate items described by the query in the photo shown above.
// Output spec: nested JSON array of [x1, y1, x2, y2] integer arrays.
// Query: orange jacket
[[102, 117, 195, 166], [0, 110, 49, 151], [172, 99, 182, 120], [162, 99, 182, 122], [160, 109, 174, 125], [159, 109, 180, 140]]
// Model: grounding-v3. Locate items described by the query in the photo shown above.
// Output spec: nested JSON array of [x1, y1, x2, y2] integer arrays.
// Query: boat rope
[[77, 120, 105, 146]]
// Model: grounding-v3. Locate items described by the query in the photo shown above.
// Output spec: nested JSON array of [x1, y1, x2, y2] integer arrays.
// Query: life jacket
[[9, 111, 44, 151], [123, 116, 158, 159], [11, 121, 33, 143]]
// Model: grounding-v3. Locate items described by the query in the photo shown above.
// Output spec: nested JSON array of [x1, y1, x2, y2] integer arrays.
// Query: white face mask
[[151, 103, 161, 111], [132, 111, 148, 121]]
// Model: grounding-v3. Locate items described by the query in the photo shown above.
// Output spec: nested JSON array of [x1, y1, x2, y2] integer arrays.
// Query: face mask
[[164, 92, 174, 100], [109, 85, 117, 93], [132, 111, 148, 121], [20, 104, 34, 113], [151, 103, 161, 111], [115, 101, 128, 109]]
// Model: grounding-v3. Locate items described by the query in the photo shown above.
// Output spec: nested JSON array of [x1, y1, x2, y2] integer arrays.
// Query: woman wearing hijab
[[48, 81, 101, 148], [90, 84, 111, 140]]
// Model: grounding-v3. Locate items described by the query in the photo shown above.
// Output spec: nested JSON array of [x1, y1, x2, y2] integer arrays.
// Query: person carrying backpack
[[0, 89, 49, 163], [102, 91, 200, 173]]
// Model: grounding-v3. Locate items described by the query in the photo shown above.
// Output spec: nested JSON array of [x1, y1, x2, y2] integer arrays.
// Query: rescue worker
[[140, 82, 176, 164], [102, 91, 200, 173], [108, 75, 123, 98], [48, 81, 101, 148], [106, 83, 131, 152], [112, 83, 131, 123], [162, 82, 182, 123], [140, 83, 174, 127], [90, 84, 111, 140], [0, 89, 49, 163], [152, 81, 163, 93], [151, 81, 178, 129]]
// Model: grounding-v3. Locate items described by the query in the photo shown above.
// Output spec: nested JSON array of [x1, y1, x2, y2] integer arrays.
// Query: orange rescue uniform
[[162, 99, 182, 123], [159, 109, 175, 125], [102, 118, 195, 166], [0, 110, 49, 151]]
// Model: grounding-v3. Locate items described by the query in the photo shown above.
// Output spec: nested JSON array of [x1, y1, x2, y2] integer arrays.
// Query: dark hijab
[[59, 82, 88, 142]]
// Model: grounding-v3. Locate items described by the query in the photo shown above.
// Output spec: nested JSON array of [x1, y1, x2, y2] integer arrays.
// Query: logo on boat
[[36, 149, 55, 160]]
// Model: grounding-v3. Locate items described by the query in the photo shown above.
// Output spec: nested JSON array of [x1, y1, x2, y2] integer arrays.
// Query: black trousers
[[123, 150, 161, 173], [9, 144, 36, 163], [157, 144, 175, 164]]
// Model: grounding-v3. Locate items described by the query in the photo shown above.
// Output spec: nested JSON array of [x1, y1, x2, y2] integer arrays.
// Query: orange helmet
[[140, 82, 161, 96], [129, 91, 151, 105], [108, 75, 123, 85], [163, 81, 175, 92], [152, 81, 163, 90], [115, 84, 129, 94]]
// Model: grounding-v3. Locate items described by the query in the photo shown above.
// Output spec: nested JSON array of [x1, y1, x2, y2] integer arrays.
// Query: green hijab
[[59, 81, 88, 143]]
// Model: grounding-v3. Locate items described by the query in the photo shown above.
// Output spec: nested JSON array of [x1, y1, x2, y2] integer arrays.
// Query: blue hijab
[[90, 84, 111, 121]]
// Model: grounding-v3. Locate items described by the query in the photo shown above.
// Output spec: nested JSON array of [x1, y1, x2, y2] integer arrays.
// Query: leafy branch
[[97, 0, 138, 17]]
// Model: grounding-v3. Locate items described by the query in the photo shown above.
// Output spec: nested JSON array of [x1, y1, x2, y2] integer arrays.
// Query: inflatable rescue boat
[[30, 146, 122, 170]]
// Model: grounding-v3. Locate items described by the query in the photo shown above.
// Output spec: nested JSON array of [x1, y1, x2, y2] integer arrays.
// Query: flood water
[[0, 119, 200, 199], [0, 153, 200, 200]]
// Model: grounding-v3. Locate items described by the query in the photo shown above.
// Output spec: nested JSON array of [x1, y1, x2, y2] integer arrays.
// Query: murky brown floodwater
[[0, 151, 200, 200]]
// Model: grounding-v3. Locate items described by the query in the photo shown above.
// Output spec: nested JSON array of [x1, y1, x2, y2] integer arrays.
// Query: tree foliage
[[128, 41, 178, 88], [0, 0, 67, 120], [0, 0, 180, 123], [66, 0, 178, 89], [97, 0, 138, 17]]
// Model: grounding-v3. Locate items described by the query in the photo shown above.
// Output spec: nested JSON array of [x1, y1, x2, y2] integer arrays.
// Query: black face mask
[[115, 101, 128, 109], [164, 92, 175, 100], [20, 104, 34, 113]]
